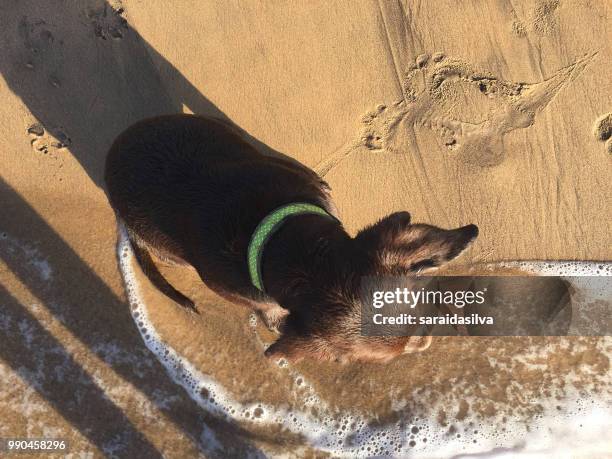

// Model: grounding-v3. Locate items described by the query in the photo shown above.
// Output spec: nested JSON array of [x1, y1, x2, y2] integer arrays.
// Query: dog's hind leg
[[128, 235, 197, 312]]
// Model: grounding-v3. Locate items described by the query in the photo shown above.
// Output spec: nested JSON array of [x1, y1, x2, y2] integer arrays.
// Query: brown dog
[[104, 114, 478, 363]]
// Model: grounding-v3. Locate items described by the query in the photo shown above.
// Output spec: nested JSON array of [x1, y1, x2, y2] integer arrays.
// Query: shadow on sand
[[0, 178, 266, 457], [0, 284, 162, 458], [0, 0, 283, 455], [0, 0, 287, 188]]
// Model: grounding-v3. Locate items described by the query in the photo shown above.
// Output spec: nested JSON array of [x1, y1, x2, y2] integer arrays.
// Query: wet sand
[[1, 0, 611, 457]]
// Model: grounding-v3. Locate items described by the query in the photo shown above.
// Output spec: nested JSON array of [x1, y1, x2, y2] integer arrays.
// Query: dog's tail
[[116, 219, 197, 312]]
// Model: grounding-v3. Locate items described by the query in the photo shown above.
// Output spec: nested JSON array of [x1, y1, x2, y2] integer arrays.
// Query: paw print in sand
[[360, 51, 596, 167], [27, 122, 71, 155], [593, 113, 612, 154], [85, 2, 128, 41]]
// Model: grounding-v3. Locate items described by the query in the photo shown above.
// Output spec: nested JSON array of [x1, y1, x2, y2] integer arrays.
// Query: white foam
[[492, 260, 612, 277], [116, 223, 611, 457]]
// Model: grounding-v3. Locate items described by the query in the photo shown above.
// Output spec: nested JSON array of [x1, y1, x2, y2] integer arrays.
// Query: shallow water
[[116, 224, 612, 457]]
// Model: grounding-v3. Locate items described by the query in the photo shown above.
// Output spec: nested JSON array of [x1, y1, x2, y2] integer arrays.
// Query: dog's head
[[265, 211, 478, 364]]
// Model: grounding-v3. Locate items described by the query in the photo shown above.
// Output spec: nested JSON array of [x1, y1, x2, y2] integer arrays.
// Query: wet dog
[[104, 114, 478, 363]]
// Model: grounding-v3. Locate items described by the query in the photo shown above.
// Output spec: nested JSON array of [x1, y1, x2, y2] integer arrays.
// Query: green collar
[[247, 202, 335, 292]]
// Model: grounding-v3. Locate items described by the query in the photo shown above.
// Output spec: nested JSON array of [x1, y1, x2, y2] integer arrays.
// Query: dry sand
[[0, 0, 611, 457]]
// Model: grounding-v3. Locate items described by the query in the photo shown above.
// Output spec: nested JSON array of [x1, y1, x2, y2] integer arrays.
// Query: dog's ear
[[355, 212, 478, 271], [354, 211, 412, 255]]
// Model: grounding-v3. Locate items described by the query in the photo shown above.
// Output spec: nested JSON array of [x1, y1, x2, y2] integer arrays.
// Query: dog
[[104, 114, 478, 363]]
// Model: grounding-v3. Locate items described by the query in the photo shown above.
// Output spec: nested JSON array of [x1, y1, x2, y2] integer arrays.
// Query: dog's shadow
[[1, 0, 293, 189]]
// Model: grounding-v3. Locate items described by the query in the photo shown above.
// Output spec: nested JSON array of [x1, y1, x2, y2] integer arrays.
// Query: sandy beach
[[1, 0, 611, 457]]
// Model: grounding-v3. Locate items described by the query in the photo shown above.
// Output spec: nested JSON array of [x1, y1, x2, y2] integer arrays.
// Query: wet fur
[[105, 114, 478, 363]]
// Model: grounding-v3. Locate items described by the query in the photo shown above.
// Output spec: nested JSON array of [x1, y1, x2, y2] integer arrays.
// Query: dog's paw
[[259, 306, 288, 334]]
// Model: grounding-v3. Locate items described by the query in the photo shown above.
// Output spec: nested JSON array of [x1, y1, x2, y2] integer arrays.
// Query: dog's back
[[104, 114, 333, 295]]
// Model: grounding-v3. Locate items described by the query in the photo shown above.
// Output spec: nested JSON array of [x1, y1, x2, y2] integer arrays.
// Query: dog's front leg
[[205, 286, 288, 333], [256, 303, 289, 334]]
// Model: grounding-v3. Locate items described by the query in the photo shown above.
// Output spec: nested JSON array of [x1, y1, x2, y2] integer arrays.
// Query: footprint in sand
[[18, 17, 57, 73], [367, 51, 596, 166], [592, 113, 612, 154], [512, 0, 561, 38], [316, 51, 596, 175], [27, 122, 71, 155], [85, 1, 128, 41]]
